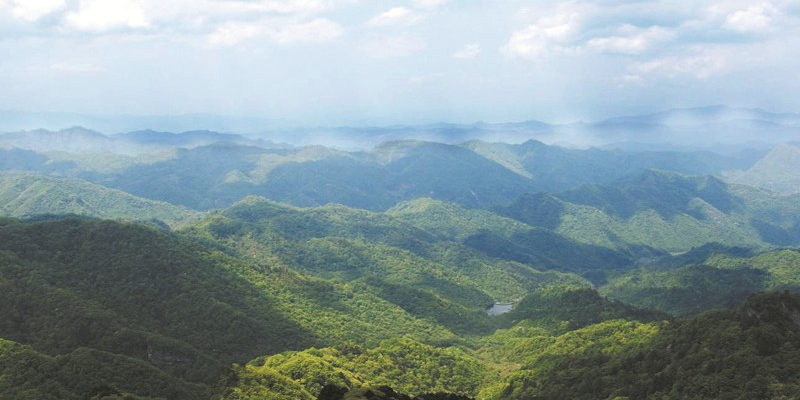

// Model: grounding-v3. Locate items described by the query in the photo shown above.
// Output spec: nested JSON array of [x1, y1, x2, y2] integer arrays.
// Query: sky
[[1, 0, 799, 126]]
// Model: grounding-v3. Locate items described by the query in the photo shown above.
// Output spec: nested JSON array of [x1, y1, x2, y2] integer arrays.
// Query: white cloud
[[410, 0, 448, 9], [251, 0, 331, 15], [3, 0, 800, 124], [65, 0, 150, 31], [359, 33, 426, 58], [0, 0, 351, 35], [207, 22, 263, 46], [207, 17, 342, 46], [367, 7, 420, 27], [194, 0, 343, 16], [586, 25, 673, 54], [723, 4, 776, 32], [9, 0, 65, 21], [632, 49, 729, 79], [453, 42, 480, 59], [273, 18, 342, 43], [504, 12, 581, 59]]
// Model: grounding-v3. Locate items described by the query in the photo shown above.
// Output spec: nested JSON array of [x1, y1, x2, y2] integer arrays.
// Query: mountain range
[[2, 108, 800, 400], [2, 105, 798, 150]]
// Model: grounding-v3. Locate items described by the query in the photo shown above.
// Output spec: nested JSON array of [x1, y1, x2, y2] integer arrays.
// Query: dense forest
[[1, 128, 800, 399]]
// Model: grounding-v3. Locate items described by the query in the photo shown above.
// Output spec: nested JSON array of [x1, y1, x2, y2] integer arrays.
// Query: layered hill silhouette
[[0, 173, 199, 227], [496, 169, 800, 251], [0, 131, 772, 211], [2, 109, 800, 400]]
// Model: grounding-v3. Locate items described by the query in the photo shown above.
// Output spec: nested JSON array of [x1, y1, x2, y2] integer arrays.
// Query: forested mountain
[[0, 127, 280, 155], [2, 120, 800, 400], [2, 106, 796, 150], [494, 292, 800, 400], [0, 127, 772, 211], [0, 217, 325, 399], [0, 216, 515, 399], [186, 196, 589, 333], [601, 247, 800, 317], [0, 127, 116, 153], [568, 105, 800, 149], [463, 139, 759, 192], [496, 169, 800, 252], [0, 173, 199, 227], [3, 197, 799, 399]]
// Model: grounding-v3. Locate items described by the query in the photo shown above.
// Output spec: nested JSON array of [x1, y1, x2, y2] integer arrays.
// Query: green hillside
[[0, 217, 326, 399], [1, 137, 762, 212], [0, 213, 594, 400], [210, 285, 666, 400], [0, 173, 199, 227], [184, 197, 589, 335], [490, 292, 800, 400], [0, 215, 519, 398], [3, 203, 800, 400], [3, 137, 800, 400], [497, 169, 800, 252], [602, 248, 800, 317], [0, 338, 202, 400], [462, 139, 751, 192], [388, 197, 651, 283], [212, 337, 485, 400]]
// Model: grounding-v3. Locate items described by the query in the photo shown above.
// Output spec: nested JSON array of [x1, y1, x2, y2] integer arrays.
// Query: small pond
[[486, 302, 513, 316]]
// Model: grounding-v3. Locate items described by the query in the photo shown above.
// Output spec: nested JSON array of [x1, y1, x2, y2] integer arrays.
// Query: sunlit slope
[[208, 286, 665, 400], [0, 173, 200, 227], [601, 247, 800, 317], [0, 338, 203, 400], [1, 133, 765, 212], [490, 292, 800, 400], [110, 140, 536, 210], [0, 216, 510, 399], [210, 337, 486, 400], [185, 196, 590, 335], [462, 139, 757, 191], [386, 197, 655, 282], [0, 217, 317, 399], [497, 169, 800, 251]]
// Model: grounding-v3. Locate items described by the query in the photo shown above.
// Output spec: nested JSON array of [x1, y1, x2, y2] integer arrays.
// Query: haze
[[2, 0, 800, 127]]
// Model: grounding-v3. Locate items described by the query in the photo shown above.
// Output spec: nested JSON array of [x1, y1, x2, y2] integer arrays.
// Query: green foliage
[[465, 139, 746, 194], [602, 248, 800, 317], [386, 198, 530, 242], [492, 292, 800, 400], [0, 338, 187, 400], [0, 172, 199, 228], [497, 169, 800, 252], [214, 337, 486, 399], [0, 217, 318, 399], [187, 196, 590, 337], [7, 137, 800, 400], [509, 286, 668, 333], [209, 363, 315, 400], [0, 134, 760, 213], [314, 384, 475, 400]]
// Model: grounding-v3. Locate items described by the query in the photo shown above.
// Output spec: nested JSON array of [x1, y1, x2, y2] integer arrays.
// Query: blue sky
[[1, 0, 799, 125]]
